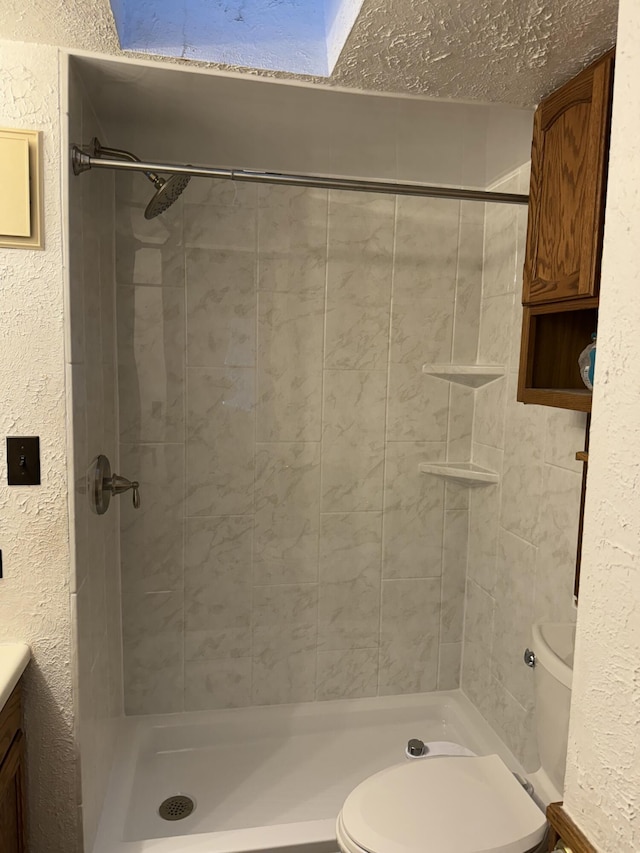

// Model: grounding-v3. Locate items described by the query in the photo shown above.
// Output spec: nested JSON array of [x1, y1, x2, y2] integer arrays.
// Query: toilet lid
[[340, 755, 546, 853]]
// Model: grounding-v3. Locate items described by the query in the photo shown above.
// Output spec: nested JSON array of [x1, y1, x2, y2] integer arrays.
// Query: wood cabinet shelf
[[518, 297, 598, 412]]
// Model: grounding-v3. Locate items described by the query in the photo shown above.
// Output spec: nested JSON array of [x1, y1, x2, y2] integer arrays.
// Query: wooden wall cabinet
[[0, 684, 27, 853], [518, 50, 614, 412]]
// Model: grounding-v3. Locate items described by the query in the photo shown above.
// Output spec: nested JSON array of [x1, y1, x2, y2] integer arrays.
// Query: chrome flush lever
[[88, 454, 141, 515]]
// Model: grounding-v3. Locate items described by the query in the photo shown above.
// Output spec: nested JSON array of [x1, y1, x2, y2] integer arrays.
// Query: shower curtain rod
[[71, 146, 529, 206]]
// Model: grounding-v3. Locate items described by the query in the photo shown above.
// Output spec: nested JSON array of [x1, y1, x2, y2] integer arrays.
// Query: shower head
[[144, 173, 191, 220], [73, 138, 191, 219]]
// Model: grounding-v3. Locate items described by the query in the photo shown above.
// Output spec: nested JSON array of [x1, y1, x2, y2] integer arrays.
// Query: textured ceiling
[[0, 0, 618, 106]]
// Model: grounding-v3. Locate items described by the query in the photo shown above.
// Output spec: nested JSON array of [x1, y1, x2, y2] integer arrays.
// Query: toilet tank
[[532, 622, 575, 794]]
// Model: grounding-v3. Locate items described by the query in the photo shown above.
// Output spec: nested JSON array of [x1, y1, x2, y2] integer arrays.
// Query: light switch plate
[[0, 129, 43, 250]]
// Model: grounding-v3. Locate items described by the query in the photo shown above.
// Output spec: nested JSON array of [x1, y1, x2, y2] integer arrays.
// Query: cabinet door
[[523, 51, 614, 305], [0, 732, 26, 853]]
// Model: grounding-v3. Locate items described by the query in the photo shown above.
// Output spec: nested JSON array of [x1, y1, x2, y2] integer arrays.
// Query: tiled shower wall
[[461, 166, 584, 770], [68, 71, 122, 850], [115, 175, 483, 714]]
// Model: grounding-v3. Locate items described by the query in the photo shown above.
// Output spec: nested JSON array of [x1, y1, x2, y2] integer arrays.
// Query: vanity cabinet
[[518, 49, 614, 412], [546, 802, 597, 853], [0, 684, 27, 853]]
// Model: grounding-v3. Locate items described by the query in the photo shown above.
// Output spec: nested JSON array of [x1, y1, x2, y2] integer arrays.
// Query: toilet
[[336, 621, 575, 853]]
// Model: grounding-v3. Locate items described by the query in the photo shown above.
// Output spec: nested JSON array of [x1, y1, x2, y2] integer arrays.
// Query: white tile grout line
[[314, 187, 330, 701], [376, 193, 398, 697]]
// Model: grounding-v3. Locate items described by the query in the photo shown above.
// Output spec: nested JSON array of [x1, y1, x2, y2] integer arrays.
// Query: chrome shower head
[[74, 138, 191, 219], [144, 173, 191, 220]]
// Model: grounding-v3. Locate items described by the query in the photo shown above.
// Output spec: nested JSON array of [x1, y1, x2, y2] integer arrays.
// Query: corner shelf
[[419, 462, 500, 486], [422, 364, 504, 388]]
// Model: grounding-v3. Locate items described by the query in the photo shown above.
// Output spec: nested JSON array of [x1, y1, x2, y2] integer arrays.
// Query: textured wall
[[563, 2, 640, 850], [0, 40, 79, 853], [67, 65, 123, 851], [115, 174, 482, 713], [461, 166, 584, 772], [0, 0, 618, 107]]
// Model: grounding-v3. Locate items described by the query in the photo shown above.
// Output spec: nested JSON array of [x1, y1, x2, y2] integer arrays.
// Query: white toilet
[[336, 622, 575, 853]]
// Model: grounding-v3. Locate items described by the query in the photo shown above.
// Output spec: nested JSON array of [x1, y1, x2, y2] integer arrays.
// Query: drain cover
[[158, 795, 195, 821]]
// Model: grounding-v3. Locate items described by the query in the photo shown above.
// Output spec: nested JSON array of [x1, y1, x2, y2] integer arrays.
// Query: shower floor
[[93, 690, 527, 853]]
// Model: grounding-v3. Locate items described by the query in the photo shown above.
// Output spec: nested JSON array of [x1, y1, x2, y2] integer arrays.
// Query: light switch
[[0, 134, 31, 237]]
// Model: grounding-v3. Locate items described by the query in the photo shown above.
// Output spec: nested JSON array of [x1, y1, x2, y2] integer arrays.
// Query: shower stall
[[65, 51, 566, 853]]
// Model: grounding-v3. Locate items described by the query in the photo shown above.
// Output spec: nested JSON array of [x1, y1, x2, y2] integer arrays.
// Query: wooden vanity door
[[523, 51, 614, 305]]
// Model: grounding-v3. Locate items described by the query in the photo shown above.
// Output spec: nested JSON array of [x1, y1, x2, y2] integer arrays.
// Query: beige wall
[[461, 166, 585, 771], [0, 40, 78, 852], [115, 174, 483, 713], [564, 2, 640, 850], [67, 65, 122, 850]]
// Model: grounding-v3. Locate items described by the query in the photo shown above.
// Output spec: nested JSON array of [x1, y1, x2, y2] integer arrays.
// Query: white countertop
[[0, 643, 31, 711]]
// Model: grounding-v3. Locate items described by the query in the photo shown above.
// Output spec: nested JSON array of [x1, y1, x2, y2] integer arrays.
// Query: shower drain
[[158, 795, 195, 821]]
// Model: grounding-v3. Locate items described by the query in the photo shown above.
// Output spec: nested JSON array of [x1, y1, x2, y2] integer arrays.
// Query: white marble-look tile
[[492, 528, 537, 711], [378, 578, 441, 695], [251, 584, 318, 706], [317, 512, 383, 648], [464, 579, 495, 650], [186, 367, 255, 516], [509, 297, 525, 374], [440, 510, 468, 644], [252, 624, 317, 706], [258, 185, 328, 293], [186, 248, 256, 368], [534, 464, 582, 624], [184, 201, 257, 252], [447, 384, 474, 461], [184, 178, 257, 208], [252, 583, 318, 628], [316, 649, 379, 701], [461, 640, 493, 717], [386, 366, 450, 443], [483, 676, 538, 772], [473, 378, 507, 451], [117, 286, 185, 443], [253, 443, 321, 585], [184, 659, 252, 711], [437, 642, 462, 690], [321, 369, 387, 512], [184, 516, 252, 643], [482, 202, 518, 298], [467, 481, 500, 594], [383, 442, 446, 579], [477, 293, 515, 366], [119, 443, 184, 594], [445, 482, 470, 511], [452, 205, 483, 364], [327, 190, 395, 303], [545, 408, 588, 472], [317, 575, 381, 651], [500, 374, 546, 544], [390, 297, 454, 366], [393, 197, 461, 301], [324, 299, 391, 370], [319, 512, 382, 583], [257, 292, 324, 442], [122, 590, 184, 715], [115, 203, 184, 288]]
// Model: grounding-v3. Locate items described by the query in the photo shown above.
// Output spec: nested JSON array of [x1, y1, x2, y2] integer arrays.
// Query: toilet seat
[[337, 755, 546, 853]]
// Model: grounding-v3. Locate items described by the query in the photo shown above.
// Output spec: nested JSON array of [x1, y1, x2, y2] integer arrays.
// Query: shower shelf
[[419, 462, 500, 486], [421, 364, 504, 388]]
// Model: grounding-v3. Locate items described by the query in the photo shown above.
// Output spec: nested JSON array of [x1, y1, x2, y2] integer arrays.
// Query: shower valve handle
[[109, 473, 141, 509]]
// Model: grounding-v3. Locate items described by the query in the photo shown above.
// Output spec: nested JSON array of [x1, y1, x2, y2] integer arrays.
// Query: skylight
[[109, 0, 365, 76]]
